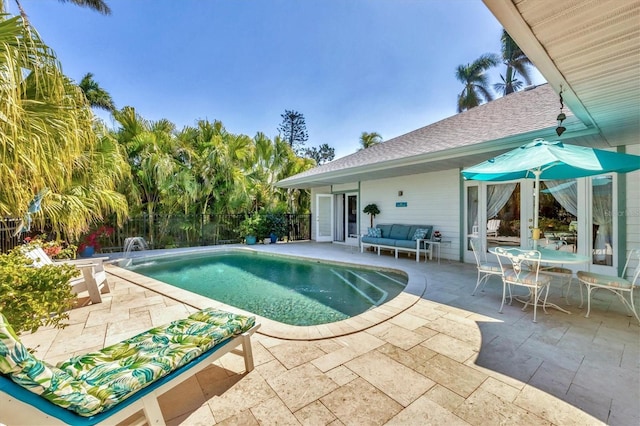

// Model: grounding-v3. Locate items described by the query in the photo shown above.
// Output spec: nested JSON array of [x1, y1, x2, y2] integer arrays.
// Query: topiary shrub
[[363, 203, 380, 227], [0, 246, 77, 334]]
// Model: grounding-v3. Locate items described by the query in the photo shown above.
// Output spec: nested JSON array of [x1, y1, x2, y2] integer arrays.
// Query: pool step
[[330, 269, 388, 305]]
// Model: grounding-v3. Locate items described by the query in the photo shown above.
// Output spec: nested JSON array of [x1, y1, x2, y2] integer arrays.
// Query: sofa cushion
[[394, 239, 429, 249], [388, 225, 411, 240], [361, 236, 384, 244], [375, 238, 398, 246], [377, 224, 392, 238], [395, 239, 420, 249]]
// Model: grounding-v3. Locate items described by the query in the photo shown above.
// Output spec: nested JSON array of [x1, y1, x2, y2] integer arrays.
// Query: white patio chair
[[23, 246, 110, 304], [487, 219, 501, 237], [576, 248, 640, 323], [469, 237, 502, 295], [494, 247, 552, 323]]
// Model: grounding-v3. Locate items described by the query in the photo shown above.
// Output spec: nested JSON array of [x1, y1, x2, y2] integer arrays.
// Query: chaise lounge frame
[[0, 324, 260, 426]]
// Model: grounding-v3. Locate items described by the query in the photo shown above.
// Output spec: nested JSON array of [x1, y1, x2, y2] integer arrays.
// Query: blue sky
[[15, 0, 545, 159]]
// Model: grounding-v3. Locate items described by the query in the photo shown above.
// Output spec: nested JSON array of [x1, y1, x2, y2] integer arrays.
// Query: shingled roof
[[278, 84, 591, 188]]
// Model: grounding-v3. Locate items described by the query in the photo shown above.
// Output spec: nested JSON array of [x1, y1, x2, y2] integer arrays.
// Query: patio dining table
[[489, 246, 590, 315]]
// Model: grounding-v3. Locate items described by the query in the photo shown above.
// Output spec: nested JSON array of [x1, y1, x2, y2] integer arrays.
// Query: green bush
[[264, 213, 287, 239], [238, 212, 264, 238], [0, 246, 77, 334]]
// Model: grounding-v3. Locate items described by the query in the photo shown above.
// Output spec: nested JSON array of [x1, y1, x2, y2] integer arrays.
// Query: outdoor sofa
[[0, 308, 259, 426], [361, 224, 434, 262]]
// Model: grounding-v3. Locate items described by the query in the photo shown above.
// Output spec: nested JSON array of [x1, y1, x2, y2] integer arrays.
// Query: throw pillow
[[367, 227, 381, 238], [412, 228, 428, 241]]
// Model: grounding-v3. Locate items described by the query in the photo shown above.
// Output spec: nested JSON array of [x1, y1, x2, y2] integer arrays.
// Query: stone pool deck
[[16, 242, 640, 425]]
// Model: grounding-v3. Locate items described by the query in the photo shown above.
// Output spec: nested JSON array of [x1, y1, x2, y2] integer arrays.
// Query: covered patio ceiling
[[484, 0, 640, 147]]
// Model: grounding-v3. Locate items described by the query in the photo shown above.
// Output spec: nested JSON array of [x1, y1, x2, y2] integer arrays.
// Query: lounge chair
[[0, 308, 260, 426], [23, 246, 110, 304], [487, 219, 501, 237]]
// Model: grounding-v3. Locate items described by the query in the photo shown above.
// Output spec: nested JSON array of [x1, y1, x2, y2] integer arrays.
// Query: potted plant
[[78, 226, 114, 257], [363, 203, 380, 227], [264, 213, 287, 244], [238, 212, 263, 245]]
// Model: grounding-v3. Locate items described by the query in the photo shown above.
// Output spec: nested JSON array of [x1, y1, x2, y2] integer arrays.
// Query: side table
[[428, 240, 452, 264]]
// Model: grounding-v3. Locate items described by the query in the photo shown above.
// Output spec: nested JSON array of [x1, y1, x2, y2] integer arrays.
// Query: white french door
[[315, 194, 333, 242]]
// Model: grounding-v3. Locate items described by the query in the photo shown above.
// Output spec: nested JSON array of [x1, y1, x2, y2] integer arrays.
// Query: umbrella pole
[[532, 170, 541, 249]]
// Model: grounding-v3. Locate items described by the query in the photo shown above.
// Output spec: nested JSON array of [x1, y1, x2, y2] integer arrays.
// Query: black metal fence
[[0, 218, 22, 254], [1, 213, 312, 254]]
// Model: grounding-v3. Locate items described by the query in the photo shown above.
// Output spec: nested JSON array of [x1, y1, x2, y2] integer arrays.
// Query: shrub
[[264, 213, 288, 239], [238, 212, 263, 238], [0, 246, 77, 334], [26, 235, 77, 260], [78, 225, 114, 252]]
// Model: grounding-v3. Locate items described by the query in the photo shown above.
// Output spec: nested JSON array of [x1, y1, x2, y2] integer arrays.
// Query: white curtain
[[334, 194, 344, 242], [545, 179, 578, 216], [487, 183, 517, 219], [467, 186, 478, 237], [591, 177, 613, 263]]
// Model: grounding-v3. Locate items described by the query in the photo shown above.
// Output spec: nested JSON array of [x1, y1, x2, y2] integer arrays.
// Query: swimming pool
[[123, 250, 407, 326]]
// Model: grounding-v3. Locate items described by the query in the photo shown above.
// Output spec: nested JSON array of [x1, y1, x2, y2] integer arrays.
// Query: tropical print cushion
[[366, 227, 382, 238], [411, 228, 429, 241], [189, 307, 256, 331], [2, 309, 255, 417], [10, 357, 103, 416], [57, 309, 255, 415], [0, 313, 35, 374], [1, 313, 102, 416]]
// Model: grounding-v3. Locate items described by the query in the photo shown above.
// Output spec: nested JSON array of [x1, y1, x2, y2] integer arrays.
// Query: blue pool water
[[124, 251, 407, 326]]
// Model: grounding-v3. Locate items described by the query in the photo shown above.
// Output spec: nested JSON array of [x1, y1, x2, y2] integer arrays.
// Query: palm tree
[[58, 0, 111, 14], [79, 72, 116, 112], [12, 0, 111, 24], [494, 29, 534, 96], [358, 132, 382, 151], [0, 13, 128, 238], [455, 53, 500, 112]]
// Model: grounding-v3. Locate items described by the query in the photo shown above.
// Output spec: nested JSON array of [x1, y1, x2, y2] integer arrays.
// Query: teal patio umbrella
[[461, 139, 640, 248]]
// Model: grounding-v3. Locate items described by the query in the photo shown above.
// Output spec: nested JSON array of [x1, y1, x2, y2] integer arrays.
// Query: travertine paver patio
[[16, 242, 640, 425]]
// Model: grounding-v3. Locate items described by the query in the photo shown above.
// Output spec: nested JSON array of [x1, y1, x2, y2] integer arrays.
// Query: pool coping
[[105, 245, 428, 341]]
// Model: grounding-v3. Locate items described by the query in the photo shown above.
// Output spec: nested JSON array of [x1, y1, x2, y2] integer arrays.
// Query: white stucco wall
[[360, 169, 461, 261]]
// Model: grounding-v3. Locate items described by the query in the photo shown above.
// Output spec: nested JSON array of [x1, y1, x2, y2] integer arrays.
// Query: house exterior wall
[[309, 154, 637, 268], [625, 144, 640, 268], [360, 169, 461, 261]]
